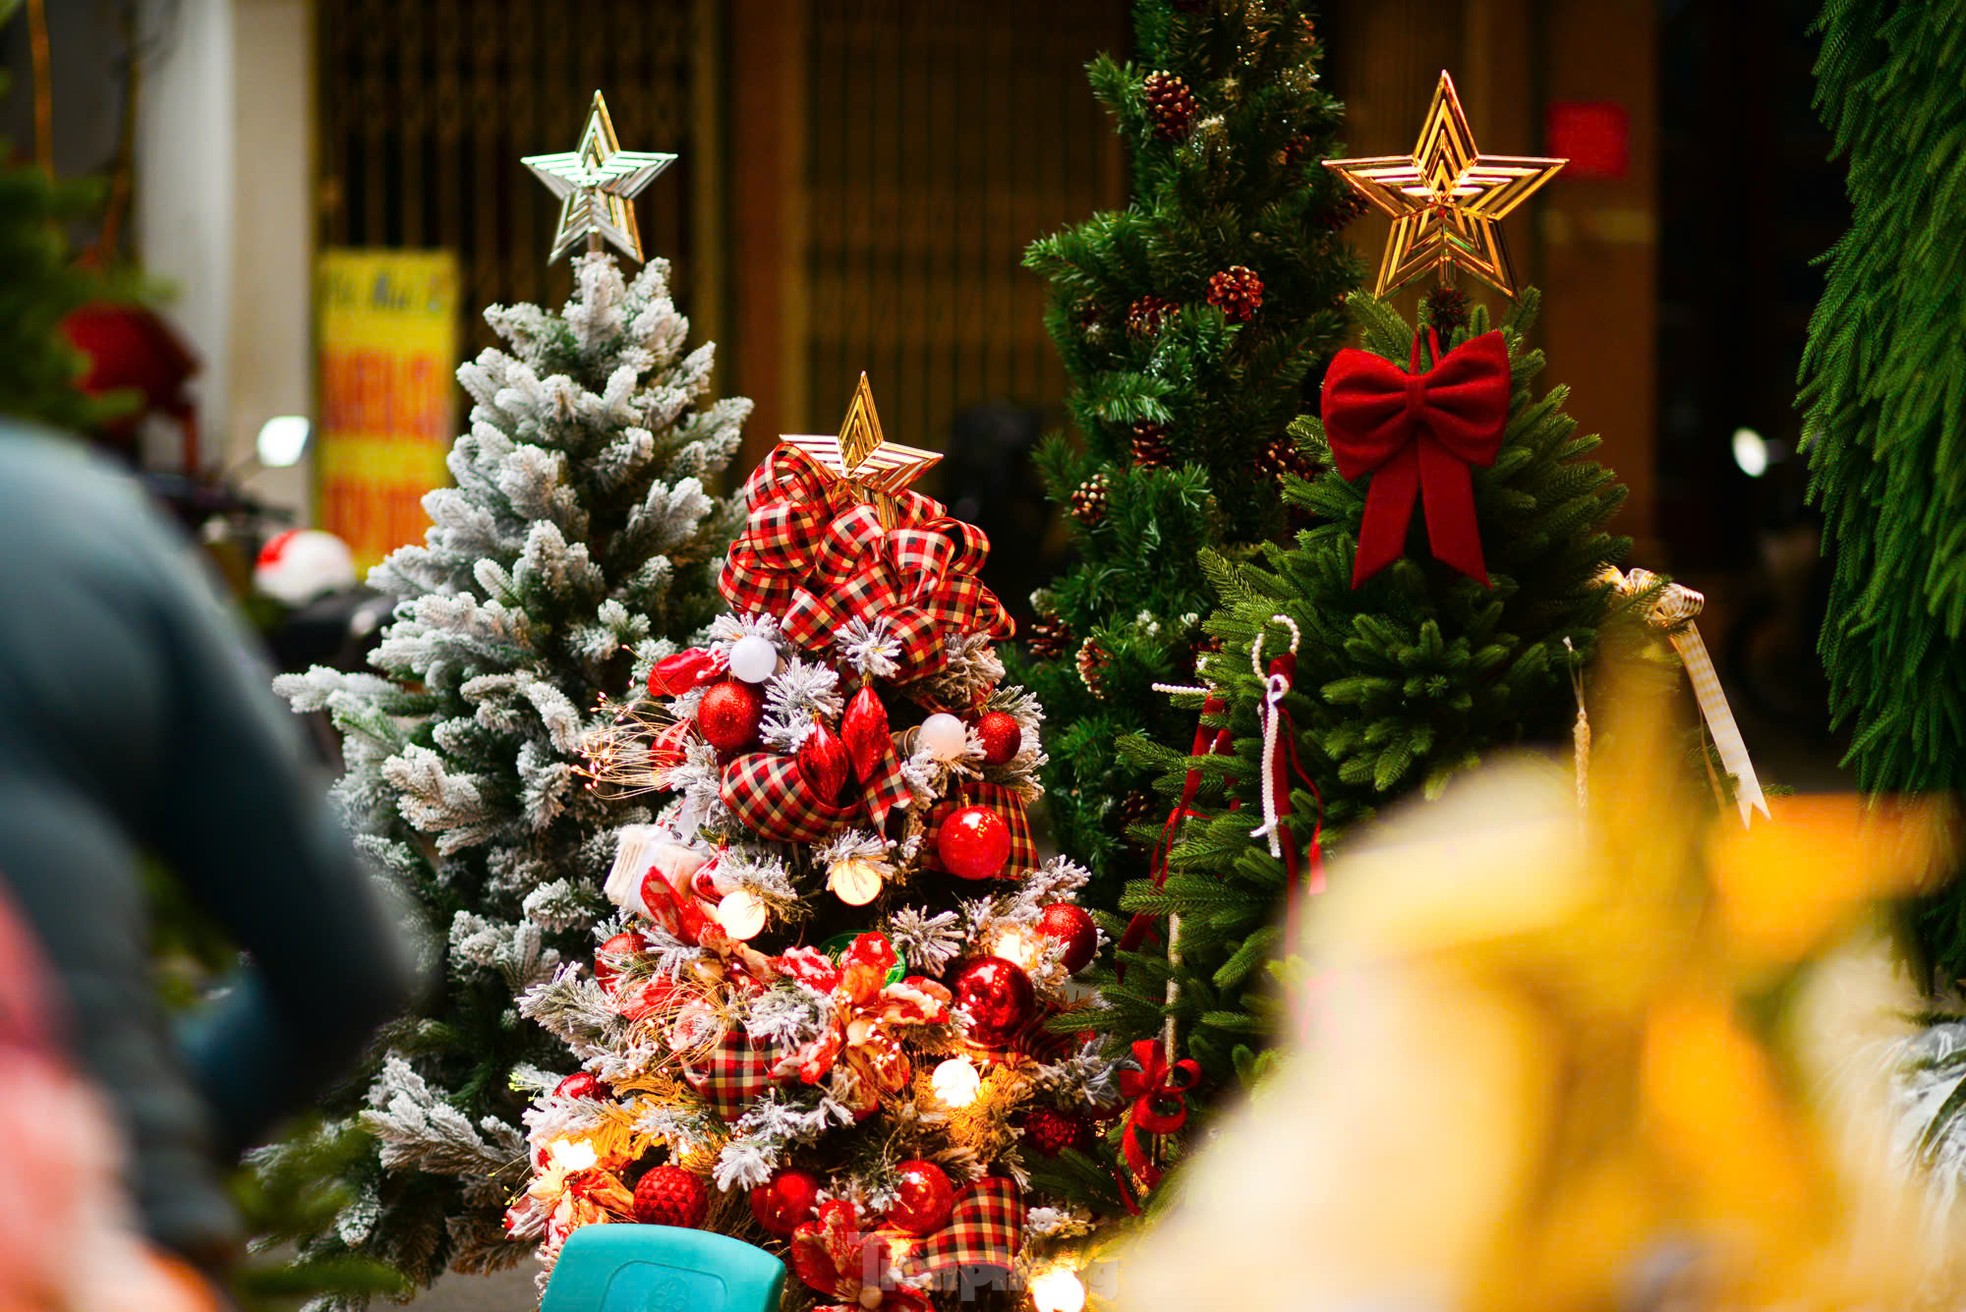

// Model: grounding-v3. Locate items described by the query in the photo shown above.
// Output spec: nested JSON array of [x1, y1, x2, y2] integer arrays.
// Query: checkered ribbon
[[718, 444, 1012, 680], [924, 781, 1038, 878], [681, 1027, 782, 1121], [914, 1178, 1022, 1276], [721, 752, 860, 843], [1603, 565, 1768, 827]]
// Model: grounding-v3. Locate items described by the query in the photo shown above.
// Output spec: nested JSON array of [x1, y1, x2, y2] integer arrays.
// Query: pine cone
[[1281, 133, 1316, 167], [1118, 788, 1159, 837], [1325, 189, 1369, 231], [1143, 71, 1198, 141], [1130, 421, 1171, 470], [1073, 297, 1102, 332], [1127, 294, 1175, 339], [1207, 265, 1264, 323], [1069, 473, 1110, 526], [1256, 432, 1317, 484], [1425, 285, 1470, 338], [1023, 1107, 1093, 1157], [1076, 637, 1111, 698], [1027, 615, 1071, 661]]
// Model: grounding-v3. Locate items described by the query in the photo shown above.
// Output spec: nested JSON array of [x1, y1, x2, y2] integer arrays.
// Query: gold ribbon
[[1603, 566, 1768, 827]]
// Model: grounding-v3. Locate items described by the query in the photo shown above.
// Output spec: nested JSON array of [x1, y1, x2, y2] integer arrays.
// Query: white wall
[[134, 0, 314, 519]]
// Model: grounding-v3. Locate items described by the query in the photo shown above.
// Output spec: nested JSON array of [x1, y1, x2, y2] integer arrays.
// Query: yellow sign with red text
[[316, 250, 460, 572]]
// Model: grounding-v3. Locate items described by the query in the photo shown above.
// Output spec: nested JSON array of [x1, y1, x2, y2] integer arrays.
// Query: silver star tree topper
[[523, 90, 676, 263]]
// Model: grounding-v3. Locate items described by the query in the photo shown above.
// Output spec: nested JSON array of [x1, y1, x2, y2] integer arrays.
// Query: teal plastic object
[[539, 1224, 788, 1312]]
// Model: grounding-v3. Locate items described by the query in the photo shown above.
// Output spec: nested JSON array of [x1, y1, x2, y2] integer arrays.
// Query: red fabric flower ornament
[[1321, 329, 1510, 587], [788, 1200, 935, 1312], [770, 934, 952, 1115]]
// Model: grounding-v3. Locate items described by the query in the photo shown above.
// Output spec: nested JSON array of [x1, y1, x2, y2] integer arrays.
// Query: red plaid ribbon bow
[[719, 445, 1013, 679], [1117, 1038, 1201, 1213], [1323, 329, 1509, 587]]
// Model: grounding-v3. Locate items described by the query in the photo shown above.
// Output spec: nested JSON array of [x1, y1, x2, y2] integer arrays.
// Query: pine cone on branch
[[1144, 71, 1198, 141], [1130, 421, 1171, 470], [1026, 615, 1071, 661], [1076, 637, 1111, 698], [1207, 265, 1264, 323], [1069, 473, 1110, 526], [1127, 294, 1175, 339]]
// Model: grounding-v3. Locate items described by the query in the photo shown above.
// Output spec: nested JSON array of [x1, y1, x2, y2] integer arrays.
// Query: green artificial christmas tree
[[1797, 0, 1966, 984], [270, 98, 751, 1296], [1103, 282, 1629, 1089], [1016, 0, 1363, 903]]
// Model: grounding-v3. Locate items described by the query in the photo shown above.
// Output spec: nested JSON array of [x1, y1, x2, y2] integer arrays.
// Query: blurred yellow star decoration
[[1123, 663, 1962, 1312], [781, 373, 941, 529], [1324, 70, 1566, 298], [522, 90, 676, 263]]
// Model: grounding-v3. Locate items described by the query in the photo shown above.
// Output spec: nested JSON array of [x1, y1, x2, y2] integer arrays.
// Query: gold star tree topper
[[1324, 71, 1566, 298], [522, 91, 677, 263], [780, 373, 940, 528]]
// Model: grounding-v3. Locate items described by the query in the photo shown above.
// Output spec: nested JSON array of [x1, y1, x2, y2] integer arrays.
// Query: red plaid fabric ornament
[[861, 734, 914, 830], [923, 781, 1037, 878], [721, 752, 859, 843], [681, 1026, 783, 1121], [719, 445, 1012, 680], [915, 1178, 1023, 1276]]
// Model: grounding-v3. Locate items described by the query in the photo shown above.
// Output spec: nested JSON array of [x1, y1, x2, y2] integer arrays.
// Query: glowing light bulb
[[993, 925, 1041, 970], [549, 1137, 598, 1173], [1029, 1266, 1086, 1312], [931, 1056, 981, 1108]]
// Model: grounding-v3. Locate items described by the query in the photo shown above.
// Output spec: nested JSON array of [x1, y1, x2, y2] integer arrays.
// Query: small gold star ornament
[[1324, 71, 1566, 297], [781, 374, 940, 528], [522, 91, 677, 263]]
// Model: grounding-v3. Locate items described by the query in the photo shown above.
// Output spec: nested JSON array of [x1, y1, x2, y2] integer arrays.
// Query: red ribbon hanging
[[1321, 329, 1510, 587], [718, 445, 1013, 679], [1115, 1038, 1201, 1213], [1115, 695, 1232, 983]]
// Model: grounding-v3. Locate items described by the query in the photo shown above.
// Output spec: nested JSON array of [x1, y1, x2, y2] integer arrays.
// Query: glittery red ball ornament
[[976, 711, 1023, 766], [552, 1071, 609, 1101], [1036, 903, 1099, 973], [748, 1167, 821, 1238], [950, 956, 1036, 1043], [697, 678, 764, 753], [937, 804, 1011, 879], [593, 931, 645, 989], [633, 1164, 708, 1228], [1023, 1107, 1093, 1157], [884, 1159, 956, 1236]]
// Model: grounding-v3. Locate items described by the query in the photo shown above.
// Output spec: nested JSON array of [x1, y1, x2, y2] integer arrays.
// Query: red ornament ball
[[1036, 903, 1099, 973], [976, 711, 1023, 766], [884, 1159, 956, 1236], [552, 1071, 609, 1101], [937, 804, 1012, 879], [632, 1164, 709, 1228], [748, 1167, 821, 1238], [1023, 1107, 1093, 1157], [697, 678, 765, 753], [593, 931, 645, 989], [950, 956, 1036, 1044]]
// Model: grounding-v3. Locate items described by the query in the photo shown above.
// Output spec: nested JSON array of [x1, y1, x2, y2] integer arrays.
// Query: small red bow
[[1116, 1038, 1202, 1212], [1322, 329, 1509, 586]]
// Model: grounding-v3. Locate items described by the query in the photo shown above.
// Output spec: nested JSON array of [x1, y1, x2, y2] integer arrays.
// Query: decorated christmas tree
[[1797, 0, 1966, 984], [269, 94, 753, 1290], [508, 376, 1123, 1308], [1101, 73, 1639, 1092], [1016, 0, 1363, 902]]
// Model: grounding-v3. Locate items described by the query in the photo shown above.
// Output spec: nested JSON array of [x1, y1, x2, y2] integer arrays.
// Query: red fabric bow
[[1322, 329, 1509, 586], [1116, 1038, 1201, 1212], [719, 445, 1012, 679]]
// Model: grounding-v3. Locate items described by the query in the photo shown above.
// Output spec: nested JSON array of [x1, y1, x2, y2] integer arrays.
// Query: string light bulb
[[993, 924, 1042, 971], [931, 1056, 981, 1108], [1029, 1266, 1086, 1312]]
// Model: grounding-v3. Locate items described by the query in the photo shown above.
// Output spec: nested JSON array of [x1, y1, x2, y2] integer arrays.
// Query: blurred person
[[0, 421, 422, 1289]]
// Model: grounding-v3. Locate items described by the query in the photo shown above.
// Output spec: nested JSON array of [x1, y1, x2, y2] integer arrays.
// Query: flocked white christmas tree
[[268, 95, 752, 1296]]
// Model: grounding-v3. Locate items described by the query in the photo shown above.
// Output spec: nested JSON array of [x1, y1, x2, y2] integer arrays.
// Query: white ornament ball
[[917, 712, 969, 761], [728, 635, 779, 684]]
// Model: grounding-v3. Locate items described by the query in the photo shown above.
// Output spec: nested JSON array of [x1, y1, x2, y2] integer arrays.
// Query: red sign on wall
[[1546, 102, 1630, 181]]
